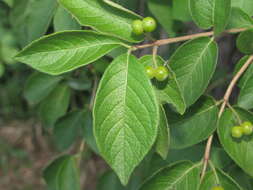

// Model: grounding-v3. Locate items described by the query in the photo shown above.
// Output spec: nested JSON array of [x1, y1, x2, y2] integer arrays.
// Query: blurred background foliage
[[0, 0, 251, 189]]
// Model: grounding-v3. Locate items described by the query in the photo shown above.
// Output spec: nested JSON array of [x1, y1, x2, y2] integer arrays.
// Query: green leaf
[[139, 161, 201, 190], [24, 72, 63, 105], [169, 37, 218, 107], [218, 107, 253, 178], [97, 171, 125, 190], [139, 55, 186, 114], [53, 110, 85, 151], [172, 0, 192, 22], [200, 167, 243, 190], [168, 96, 218, 149], [232, 0, 253, 16], [189, 0, 231, 35], [9, 0, 57, 47], [15, 31, 124, 75], [236, 29, 253, 54], [59, 0, 144, 42], [93, 54, 159, 185], [53, 5, 81, 32], [226, 7, 253, 29], [43, 155, 81, 190], [39, 83, 71, 128], [156, 106, 170, 160], [148, 0, 174, 36]]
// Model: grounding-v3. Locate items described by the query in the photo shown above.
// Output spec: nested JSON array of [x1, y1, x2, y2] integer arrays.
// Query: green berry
[[211, 185, 224, 190], [142, 17, 157, 32], [241, 121, 253, 135], [0, 63, 5, 78], [132, 19, 144, 35], [155, 66, 169, 81], [145, 66, 155, 79], [231, 126, 243, 138]]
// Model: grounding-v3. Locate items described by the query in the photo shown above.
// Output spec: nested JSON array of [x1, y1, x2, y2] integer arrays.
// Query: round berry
[[142, 17, 157, 33], [211, 185, 224, 190], [231, 126, 243, 138], [132, 20, 144, 35], [155, 66, 169, 81], [241, 121, 253, 135], [145, 66, 155, 79], [0, 63, 5, 78]]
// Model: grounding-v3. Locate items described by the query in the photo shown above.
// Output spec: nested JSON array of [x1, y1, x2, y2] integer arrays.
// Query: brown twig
[[152, 46, 158, 68], [200, 55, 253, 180], [134, 28, 248, 49]]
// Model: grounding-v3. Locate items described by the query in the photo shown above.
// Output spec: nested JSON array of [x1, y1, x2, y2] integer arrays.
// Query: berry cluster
[[211, 185, 224, 190], [145, 65, 169, 81], [132, 17, 157, 35], [231, 121, 253, 138]]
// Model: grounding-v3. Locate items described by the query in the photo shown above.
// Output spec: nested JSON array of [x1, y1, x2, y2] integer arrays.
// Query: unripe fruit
[[0, 63, 5, 78], [231, 126, 243, 138], [132, 19, 144, 35], [211, 185, 224, 190], [155, 66, 169, 81], [145, 66, 155, 79], [241, 121, 253, 135], [142, 17, 157, 32]]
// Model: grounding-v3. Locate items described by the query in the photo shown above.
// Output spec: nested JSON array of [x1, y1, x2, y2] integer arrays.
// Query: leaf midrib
[[17, 42, 119, 57]]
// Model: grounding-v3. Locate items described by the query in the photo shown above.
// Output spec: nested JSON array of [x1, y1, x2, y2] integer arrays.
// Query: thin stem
[[227, 103, 243, 125], [152, 46, 158, 68], [208, 160, 220, 184], [89, 72, 99, 110], [78, 68, 99, 166], [200, 55, 253, 180], [134, 28, 248, 49]]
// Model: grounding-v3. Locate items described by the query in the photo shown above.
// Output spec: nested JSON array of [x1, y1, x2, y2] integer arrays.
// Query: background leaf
[[231, 0, 253, 16], [16, 31, 123, 75], [226, 7, 253, 29], [213, 0, 231, 35], [59, 0, 144, 42], [218, 107, 253, 178], [53, 5, 81, 32], [53, 110, 85, 151], [93, 54, 159, 185], [39, 83, 71, 128], [155, 106, 170, 160], [172, 0, 192, 22], [189, 0, 231, 35], [24, 72, 63, 105], [148, 0, 174, 36], [169, 37, 218, 107], [139, 161, 201, 190], [43, 155, 81, 190], [82, 111, 99, 154], [9, 0, 57, 47], [167, 96, 218, 149], [236, 29, 253, 54]]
